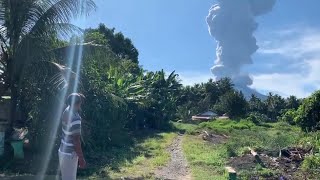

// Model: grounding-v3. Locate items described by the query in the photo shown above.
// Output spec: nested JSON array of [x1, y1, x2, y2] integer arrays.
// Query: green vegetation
[[0, 0, 96, 131], [86, 132, 176, 179], [214, 91, 248, 118], [183, 135, 227, 180], [295, 91, 320, 131], [0, 1, 320, 179], [175, 120, 320, 179]]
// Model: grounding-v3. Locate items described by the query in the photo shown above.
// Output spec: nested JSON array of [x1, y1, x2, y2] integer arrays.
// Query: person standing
[[58, 93, 86, 180]]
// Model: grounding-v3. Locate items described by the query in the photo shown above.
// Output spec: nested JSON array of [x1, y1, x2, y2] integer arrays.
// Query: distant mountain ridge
[[235, 85, 267, 100]]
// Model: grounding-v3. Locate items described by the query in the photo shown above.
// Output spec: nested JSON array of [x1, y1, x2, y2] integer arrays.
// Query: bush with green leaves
[[246, 112, 271, 124], [295, 90, 320, 131], [302, 154, 320, 172], [280, 109, 297, 125]]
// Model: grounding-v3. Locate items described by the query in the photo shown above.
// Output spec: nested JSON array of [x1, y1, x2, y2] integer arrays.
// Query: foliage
[[0, 0, 96, 130], [285, 95, 301, 110], [280, 109, 297, 125], [199, 119, 256, 134], [177, 78, 234, 119], [176, 105, 191, 122], [246, 112, 271, 124], [19, 62, 65, 151], [298, 132, 320, 151], [248, 94, 267, 114], [295, 90, 320, 131], [265, 93, 286, 121], [84, 24, 139, 63], [214, 90, 248, 118], [141, 70, 182, 129], [77, 47, 130, 149], [302, 154, 320, 172]]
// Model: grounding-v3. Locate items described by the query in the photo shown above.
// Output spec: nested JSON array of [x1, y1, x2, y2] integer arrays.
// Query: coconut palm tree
[[0, 0, 96, 130]]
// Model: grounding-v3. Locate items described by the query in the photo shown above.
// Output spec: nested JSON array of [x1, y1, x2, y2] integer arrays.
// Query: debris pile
[[279, 147, 312, 162], [227, 147, 313, 179]]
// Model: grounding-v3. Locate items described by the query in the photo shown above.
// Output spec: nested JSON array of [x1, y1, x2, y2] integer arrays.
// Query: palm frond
[[29, 0, 96, 37], [54, 23, 83, 38], [51, 42, 105, 64], [23, 60, 76, 91]]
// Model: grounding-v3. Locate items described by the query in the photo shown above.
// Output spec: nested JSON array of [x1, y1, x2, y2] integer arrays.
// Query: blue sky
[[74, 0, 320, 98]]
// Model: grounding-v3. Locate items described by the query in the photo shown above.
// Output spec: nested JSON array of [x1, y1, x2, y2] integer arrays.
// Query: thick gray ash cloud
[[206, 0, 276, 87]]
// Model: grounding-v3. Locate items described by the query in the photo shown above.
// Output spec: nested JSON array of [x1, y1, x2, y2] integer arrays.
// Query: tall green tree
[[84, 24, 139, 63], [0, 0, 96, 129], [265, 93, 286, 121], [142, 70, 182, 129], [216, 78, 234, 95], [248, 94, 267, 114], [285, 95, 301, 110], [214, 90, 248, 118]]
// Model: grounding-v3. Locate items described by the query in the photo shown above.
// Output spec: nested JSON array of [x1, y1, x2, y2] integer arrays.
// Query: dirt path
[[155, 135, 191, 180]]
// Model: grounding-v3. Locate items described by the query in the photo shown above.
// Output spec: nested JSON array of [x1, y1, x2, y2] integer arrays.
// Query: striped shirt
[[59, 106, 81, 155]]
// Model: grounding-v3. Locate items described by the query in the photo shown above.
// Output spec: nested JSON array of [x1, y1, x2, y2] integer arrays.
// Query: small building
[[192, 111, 218, 121], [218, 114, 230, 120]]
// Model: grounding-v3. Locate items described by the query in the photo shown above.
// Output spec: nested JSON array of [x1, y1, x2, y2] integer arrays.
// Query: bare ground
[[155, 135, 191, 180]]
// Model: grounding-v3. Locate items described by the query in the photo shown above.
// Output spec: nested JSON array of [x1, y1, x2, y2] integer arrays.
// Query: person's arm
[[72, 134, 86, 168]]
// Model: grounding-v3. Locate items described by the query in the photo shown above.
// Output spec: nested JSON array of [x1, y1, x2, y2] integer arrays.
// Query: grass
[[171, 121, 198, 134], [87, 132, 177, 179], [183, 135, 227, 180], [83, 120, 319, 179], [5, 119, 317, 179], [199, 119, 256, 134], [175, 119, 319, 179]]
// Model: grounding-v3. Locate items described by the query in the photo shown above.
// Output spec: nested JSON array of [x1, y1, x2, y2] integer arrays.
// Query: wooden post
[[248, 147, 265, 168], [225, 166, 237, 180]]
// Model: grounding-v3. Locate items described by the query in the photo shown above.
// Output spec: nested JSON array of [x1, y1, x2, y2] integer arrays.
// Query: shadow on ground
[[0, 129, 167, 179]]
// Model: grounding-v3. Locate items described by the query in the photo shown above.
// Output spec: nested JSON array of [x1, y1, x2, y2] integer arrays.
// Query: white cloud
[[252, 73, 310, 98], [253, 27, 320, 98], [177, 71, 213, 86]]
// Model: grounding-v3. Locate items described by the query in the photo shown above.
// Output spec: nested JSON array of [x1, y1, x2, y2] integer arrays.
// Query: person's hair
[[66, 93, 85, 106]]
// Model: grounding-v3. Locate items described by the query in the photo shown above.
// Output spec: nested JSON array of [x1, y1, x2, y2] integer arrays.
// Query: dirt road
[[155, 135, 191, 180]]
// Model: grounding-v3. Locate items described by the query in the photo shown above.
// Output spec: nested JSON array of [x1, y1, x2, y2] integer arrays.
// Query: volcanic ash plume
[[206, 0, 276, 89]]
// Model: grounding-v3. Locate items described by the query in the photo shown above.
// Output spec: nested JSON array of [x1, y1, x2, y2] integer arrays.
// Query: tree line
[[1, 18, 319, 154]]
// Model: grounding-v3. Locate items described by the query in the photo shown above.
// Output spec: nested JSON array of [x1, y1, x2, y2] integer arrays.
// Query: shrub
[[295, 91, 320, 131], [82, 90, 128, 150], [279, 109, 297, 125], [176, 105, 191, 122], [298, 132, 320, 151], [302, 154, 320, 171], [246, 112, 271, 124]]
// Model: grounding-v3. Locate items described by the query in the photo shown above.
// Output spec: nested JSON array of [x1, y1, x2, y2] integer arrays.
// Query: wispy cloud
[[252, 26, 320, 98], [177, 71, 213, 86]]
